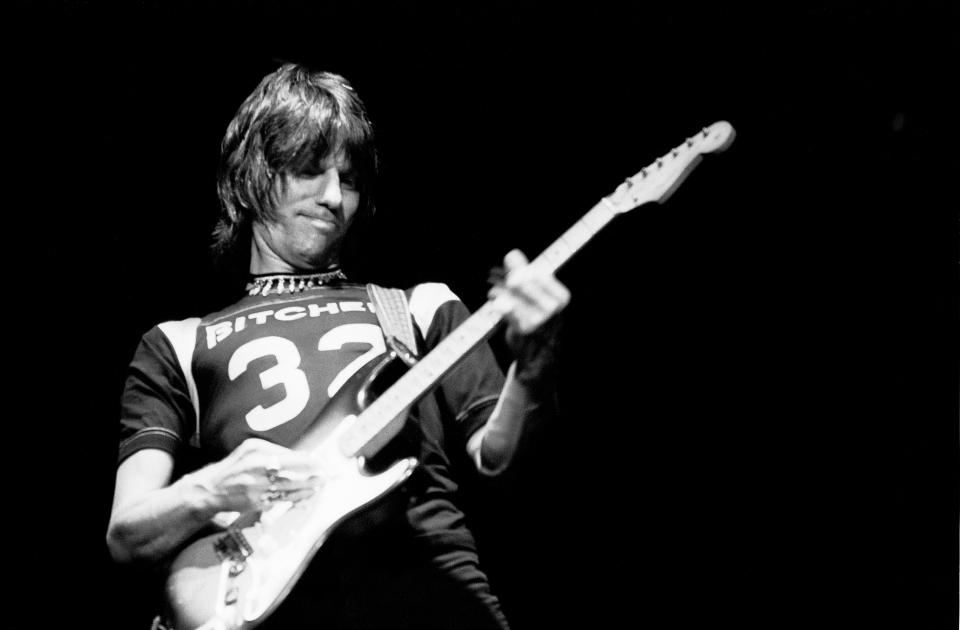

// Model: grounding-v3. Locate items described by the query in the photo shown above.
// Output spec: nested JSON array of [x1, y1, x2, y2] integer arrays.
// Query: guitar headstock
[[604, 120, 735, 214]]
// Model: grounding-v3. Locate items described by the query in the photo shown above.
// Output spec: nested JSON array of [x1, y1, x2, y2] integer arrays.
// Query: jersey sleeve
[[409, 283, 505, 440], [117, 325, 197, 465]]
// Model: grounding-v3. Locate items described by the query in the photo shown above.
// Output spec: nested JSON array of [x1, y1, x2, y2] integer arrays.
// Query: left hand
[[488, 249, 570, 364]]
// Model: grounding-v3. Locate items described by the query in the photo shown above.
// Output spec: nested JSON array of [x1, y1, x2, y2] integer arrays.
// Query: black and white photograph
[[10, 2, 956, 629]]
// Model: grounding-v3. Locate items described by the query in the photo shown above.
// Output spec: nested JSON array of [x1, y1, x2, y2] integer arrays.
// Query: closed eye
[[339, 172, 357, 190]]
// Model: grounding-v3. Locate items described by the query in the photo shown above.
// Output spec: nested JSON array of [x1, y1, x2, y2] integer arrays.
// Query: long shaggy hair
[[214, 64, 378, 269]]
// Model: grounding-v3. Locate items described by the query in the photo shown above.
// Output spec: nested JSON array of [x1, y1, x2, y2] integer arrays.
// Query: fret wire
[[538, 249, 559, 269], [576, 212, 603, 239], [581, 208, 605, 232], [576, 217, 597, 236], [541, 250, 562, 272], [580, 211, 602, 230], [557, 234, 576, 255]]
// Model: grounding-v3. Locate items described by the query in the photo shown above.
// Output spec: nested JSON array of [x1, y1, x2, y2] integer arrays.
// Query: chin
[[294, 248, 338, 272]]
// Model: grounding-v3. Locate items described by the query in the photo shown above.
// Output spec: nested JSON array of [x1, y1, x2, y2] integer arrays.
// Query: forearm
[[467, 361, 557, 475], [106, 469, 220, 565], [107, 439, 318, 565]]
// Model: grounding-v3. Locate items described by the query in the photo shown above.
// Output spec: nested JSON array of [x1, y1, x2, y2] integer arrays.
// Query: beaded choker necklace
[[246, 268, 348, 296]]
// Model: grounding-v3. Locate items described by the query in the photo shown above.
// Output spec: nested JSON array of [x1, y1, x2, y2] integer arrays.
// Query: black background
[[10, 2, 957, 629]]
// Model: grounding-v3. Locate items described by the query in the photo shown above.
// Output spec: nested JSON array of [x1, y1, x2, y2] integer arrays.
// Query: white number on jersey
[[227, 336, 311, 431], [317, 323, 386, 397], [227, 325, 386, 431]]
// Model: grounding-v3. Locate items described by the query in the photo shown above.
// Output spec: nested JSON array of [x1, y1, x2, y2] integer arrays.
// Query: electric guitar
[[165, 121, 736, 630]]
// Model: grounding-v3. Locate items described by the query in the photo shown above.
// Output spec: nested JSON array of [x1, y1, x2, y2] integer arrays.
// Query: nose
[[315, 168, 343, 209]]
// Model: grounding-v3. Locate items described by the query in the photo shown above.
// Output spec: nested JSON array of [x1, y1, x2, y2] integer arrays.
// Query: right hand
[[184, 438, 322, 515]]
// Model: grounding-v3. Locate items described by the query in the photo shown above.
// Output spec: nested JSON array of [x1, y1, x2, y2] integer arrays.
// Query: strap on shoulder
[[366, 284, 419, 364]]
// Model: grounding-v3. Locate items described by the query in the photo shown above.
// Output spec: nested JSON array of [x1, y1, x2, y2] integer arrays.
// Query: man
[[106, 63, 568, 629]]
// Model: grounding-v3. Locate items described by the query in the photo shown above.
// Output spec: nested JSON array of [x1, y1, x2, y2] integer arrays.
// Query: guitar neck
[[337, 199, 619, 458], [336, 119, 737, 458], [530, 198, 619, 274]]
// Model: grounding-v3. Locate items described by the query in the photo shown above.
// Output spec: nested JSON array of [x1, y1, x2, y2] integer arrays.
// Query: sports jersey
[[118, 280, 509, 627]]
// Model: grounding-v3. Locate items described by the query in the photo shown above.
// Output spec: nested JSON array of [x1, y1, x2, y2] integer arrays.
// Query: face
[[250, 154, 361, 273]]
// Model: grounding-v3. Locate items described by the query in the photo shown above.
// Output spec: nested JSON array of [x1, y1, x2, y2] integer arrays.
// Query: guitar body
[[165, 351, 418, 630]]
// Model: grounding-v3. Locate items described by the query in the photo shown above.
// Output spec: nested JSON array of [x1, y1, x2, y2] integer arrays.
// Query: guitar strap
[[366, 284, 420, 363]]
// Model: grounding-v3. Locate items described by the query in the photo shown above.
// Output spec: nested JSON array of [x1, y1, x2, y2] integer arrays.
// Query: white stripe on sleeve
[[158, 317, 202, 446]]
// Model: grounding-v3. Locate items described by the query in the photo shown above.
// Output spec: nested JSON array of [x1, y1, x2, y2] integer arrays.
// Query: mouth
[[301, 212, 338, 229]]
